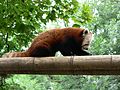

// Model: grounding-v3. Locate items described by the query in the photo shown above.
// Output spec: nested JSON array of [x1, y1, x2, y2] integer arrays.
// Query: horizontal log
[[0, 55, 120, 75]]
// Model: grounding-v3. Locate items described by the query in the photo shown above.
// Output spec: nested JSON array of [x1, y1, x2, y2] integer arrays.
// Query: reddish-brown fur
[[2, 27, 92, 57]]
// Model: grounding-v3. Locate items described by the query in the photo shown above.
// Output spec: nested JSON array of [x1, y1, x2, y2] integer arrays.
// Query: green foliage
[[1, 75, 120, 90], [0, 0, 79, 56], [88, 0, 120, 55], [72, 3, 93, 26]]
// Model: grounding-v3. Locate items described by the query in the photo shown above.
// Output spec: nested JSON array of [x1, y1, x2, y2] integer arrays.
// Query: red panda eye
[[82, 30, 88, 37], [84, 30, 88, 34]]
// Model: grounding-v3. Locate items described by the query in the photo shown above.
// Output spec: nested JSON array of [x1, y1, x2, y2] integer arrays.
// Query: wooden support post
[[0, 55, 120, 75]]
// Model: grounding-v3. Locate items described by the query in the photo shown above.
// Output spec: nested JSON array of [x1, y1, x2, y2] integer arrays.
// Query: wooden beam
[[0, 55, 120, 75]]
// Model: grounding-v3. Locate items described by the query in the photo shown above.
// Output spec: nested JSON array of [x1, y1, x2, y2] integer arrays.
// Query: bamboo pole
[[0, 55, 120, 75]]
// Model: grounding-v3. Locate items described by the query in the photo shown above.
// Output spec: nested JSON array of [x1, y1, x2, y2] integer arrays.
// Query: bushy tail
[[2, 51, 29, 58]]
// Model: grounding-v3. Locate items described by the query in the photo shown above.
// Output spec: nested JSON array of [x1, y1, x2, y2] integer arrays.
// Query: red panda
[[2, 27, 93, 57]]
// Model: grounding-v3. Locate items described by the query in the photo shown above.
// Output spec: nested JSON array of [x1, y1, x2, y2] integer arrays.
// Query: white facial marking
[[82, 30, 93, 50]]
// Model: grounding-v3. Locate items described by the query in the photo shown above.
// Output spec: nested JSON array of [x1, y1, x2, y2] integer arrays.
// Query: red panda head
[[81, 29, 93, 50]]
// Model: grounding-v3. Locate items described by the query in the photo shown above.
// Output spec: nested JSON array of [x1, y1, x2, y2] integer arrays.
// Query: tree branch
[[0, 55, 120, 75]]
